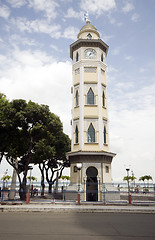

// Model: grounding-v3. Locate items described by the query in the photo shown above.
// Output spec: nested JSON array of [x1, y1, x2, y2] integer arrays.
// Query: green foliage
[[60, 175, 70, 181], [139, 175, 153, 182], [1, 175, 11, 181], [27, 176, 37, 182], [123, 176, 136, 182], [0, 93, 71, 199]]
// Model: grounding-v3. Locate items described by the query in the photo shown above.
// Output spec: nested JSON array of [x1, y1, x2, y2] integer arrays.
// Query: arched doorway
[[86, 166, 98, 201]]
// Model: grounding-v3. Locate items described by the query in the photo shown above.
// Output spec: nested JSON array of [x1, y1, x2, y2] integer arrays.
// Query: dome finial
[[84, 11, 90, 23]]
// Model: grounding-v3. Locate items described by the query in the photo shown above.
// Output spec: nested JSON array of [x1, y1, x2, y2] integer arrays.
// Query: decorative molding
[[70, 39, 109, 59], [84, 67, 97, 73]]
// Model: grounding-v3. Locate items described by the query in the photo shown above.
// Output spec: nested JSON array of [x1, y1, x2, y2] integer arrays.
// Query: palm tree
[[1, 175, 11, 189], [144, 175, 153, 189], [1, 175, 11, 182], [139, 176, 145, 186], [27, 176, 37, 182]]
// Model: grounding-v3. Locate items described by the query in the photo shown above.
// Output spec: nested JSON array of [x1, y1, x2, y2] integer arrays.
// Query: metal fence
[[0, 181, 155, 204]]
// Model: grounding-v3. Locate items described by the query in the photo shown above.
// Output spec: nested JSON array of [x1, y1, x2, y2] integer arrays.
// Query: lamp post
[[76, 163, 82, 204], [1, 169, 8, 202], [126, 168, 131, 204]]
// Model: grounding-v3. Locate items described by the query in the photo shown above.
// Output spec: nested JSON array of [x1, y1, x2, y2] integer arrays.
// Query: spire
[[84, 11, 89, 23], [77, 18, 100, 39]]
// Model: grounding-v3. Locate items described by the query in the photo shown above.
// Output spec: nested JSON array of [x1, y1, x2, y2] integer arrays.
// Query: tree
[[0, 93, 10, 163], [0, 94, 71, 200], [1, 175, 11, 182], [27, 176, 37, 182], [139, 175, 153, 189], [1, 175, 11, 190], [123, 175, 136, 192], [60, 176, 70, 181]]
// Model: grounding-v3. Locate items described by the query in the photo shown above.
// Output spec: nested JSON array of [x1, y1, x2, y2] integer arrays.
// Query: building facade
[[67, 20, 116, 201]]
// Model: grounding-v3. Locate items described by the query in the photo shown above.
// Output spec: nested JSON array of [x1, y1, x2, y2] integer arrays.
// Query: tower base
[[66, 151, 116, 202]]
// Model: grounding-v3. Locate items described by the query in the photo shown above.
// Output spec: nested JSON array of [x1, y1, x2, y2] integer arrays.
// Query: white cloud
[[5, 0, 26, 8], [139, 67, 147, 73], [9, 34, 39, 47], [122, 2, 134, 13], [125, 55, 133, 61], [65, 7, 83, 19], [50, 44, 62, 52], [111, 47, 120, 56], [102, 34, 114, 42], [28, 0, 59, 20], [80, 0, 116, 16], [11, 17, 61, 38], [110, 105, 155, 181], [107, 65, 118, 73], [63, 26, 79, 40], [0, 48, 72, 136], [0, 4, 10, 19], [131, 13, 140, 22], [109, 81, 155, 181]]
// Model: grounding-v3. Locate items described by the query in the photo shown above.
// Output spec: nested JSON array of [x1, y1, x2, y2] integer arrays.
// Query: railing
[[0, 181, 155, 204]]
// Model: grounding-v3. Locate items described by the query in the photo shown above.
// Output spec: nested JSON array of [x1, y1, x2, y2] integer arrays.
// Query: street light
[[126, 168, 131, 204], [76, 163, 82, 204]]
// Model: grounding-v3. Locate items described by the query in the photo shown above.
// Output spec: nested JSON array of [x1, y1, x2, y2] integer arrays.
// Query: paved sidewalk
[[0, 201, 155, 213]]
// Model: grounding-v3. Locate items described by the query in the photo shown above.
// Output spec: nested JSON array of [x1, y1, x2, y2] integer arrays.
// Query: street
[[0, 212, 155, 240]]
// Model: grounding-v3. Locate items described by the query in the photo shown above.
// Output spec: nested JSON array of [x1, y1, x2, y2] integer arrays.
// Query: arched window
[[104, 126, 106, 144], [87, 33, 92, 39], [87, 88, 94, 105], [75, 125, 78, 144], [102, 91, 105, 107], [76, 52, 79, 62], [101, 53, 104, 62], [87, 123, 95, 143], [75, 90, 79, 107]]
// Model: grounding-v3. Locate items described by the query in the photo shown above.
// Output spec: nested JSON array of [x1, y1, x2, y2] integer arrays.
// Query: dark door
[[86, 166, 98, 201]]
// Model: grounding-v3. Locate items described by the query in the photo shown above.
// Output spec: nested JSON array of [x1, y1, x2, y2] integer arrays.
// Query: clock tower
[[67, 19, 116, 202]]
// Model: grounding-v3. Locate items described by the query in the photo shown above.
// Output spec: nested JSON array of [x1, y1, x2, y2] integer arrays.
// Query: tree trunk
[[19, 168, 28, 201], [41, 177, 45, 196], [48, 182, 52, 194], [39, 164, 45, 196], [19, 183, 27, 200]]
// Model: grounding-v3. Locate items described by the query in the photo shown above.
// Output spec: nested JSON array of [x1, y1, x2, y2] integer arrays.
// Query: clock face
[[84, 49, 96, 59]]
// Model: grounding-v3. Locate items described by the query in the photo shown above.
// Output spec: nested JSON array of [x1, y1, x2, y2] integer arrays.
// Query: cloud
[[65, 7, 83, 19], [9, 34, 39, 47], [80, 0, 116, 16], [28, 0, 59, 20], [5, 0, 26, 8], [63, 26, 79, 40], [0, 48, 72, 136], [0, 4, 10, 19], [10, 17, 61, 38], [111, 47, 120, 56], [139, 68, 147, 73], [110, 105, 155, 181], [109, 81, 155, 181], [131, 13, 140, 22], [102, 34, 114, 42], [122, 2, 134, 13], [125, 55, 133, 61], [50, 44, 62, 52]]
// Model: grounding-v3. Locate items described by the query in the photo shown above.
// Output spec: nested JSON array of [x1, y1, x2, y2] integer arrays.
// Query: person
[[117, 184, 120, 192]]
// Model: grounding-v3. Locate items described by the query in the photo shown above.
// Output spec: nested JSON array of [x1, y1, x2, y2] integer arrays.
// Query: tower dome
[[77, 20, 100, 39]]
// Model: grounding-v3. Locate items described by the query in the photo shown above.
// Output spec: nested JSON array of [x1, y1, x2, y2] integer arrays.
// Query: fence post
[[103, 183, 106, 205], [26, 193, 30, 204], [129, 194, 132, 204], [77, 193, 80, 204]]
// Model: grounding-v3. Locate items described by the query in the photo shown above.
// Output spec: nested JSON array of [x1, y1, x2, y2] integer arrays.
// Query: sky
[[0, 0, 155, 183]]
